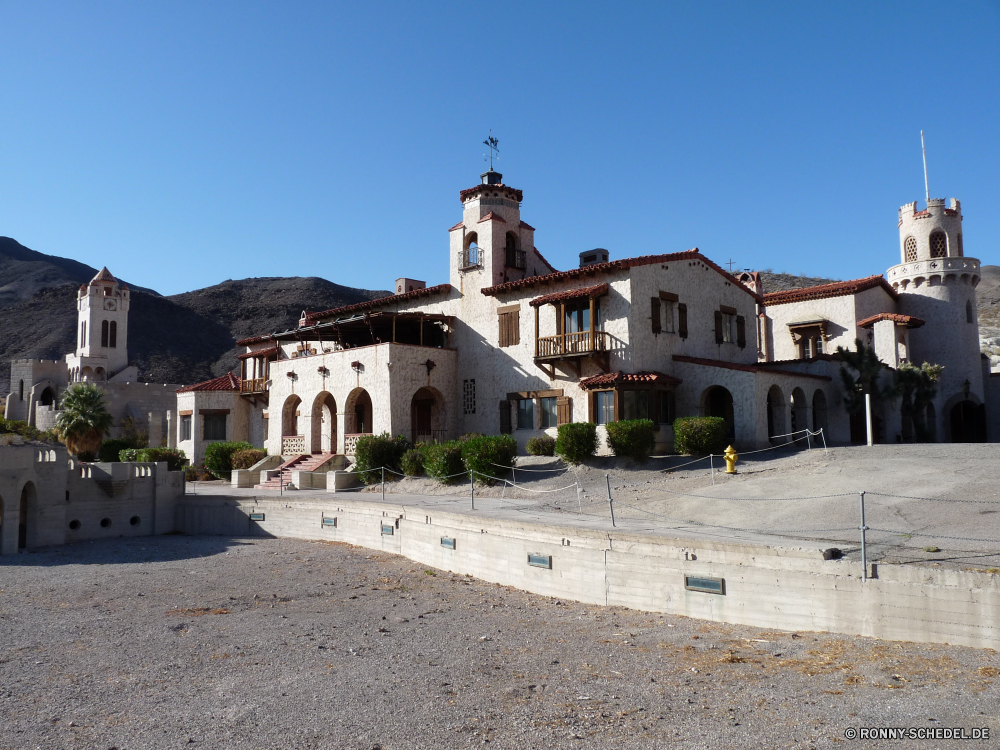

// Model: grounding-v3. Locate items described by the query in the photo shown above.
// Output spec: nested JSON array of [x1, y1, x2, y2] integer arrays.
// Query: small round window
[[100, 518, 112, 528], [69, 519, 81, 530], [130, 516, 141, 526]]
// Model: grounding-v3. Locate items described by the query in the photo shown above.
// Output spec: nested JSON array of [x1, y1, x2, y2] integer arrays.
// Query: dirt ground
[[2, 535, 998, 749]]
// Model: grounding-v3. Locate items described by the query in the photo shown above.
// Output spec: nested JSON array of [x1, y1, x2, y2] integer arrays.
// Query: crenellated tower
[[886, 198, 984, 438]]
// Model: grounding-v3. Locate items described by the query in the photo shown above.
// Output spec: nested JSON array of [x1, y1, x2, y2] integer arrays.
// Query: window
[[594, 391, 615, 425], [540, 397, 557, 428], [659, 391, 676, 424], [463, 379, 476, 415], [505, 233, 525, 269], [498, 305, 520, 347], [19, 379, 24, 401], [180, 415, 192, 442], [463, 232, 480, 268], [715, 308, 736, 344], [662, 299, 675, 333], [80, 322, 87, 348], [203, 413, 227, 441], [678, 303, 688, 338], [957, 233, 963, 257], [101, 320, 109, 348], [621, 390, 649, 421], [517, 399, 534, 430], [109, 321, 117, 348], [564, 298, 601, 333], [930, 232, 947, 258], [904, 236, 917, 262]]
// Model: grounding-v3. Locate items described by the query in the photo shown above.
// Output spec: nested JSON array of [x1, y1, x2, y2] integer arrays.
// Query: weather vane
[[483, 131, 499, 170]]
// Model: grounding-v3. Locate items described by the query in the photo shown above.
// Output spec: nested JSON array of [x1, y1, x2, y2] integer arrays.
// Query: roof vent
[[481, 169, 503, 185], [579, 249, 609, 268], [395, 278, 426, 295]]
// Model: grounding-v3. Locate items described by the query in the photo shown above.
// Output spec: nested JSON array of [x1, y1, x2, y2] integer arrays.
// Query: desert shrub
[[421, 441, 465, 484], [605, 419, 656, 461], [232, 448, 267, 470], [184, 465, 200, 481], [204, 441, 254, 480], [525, 434, 556, 456], [460, 434, 517, 484], [119, 448, 139, 462], [555, 422, 598, 464], [138, 447, 188, 472], [353, 433, 410, 484], [77, 450, 97, 462], [673, 416, 728, 455], [0, 419, 57, 443], [400, 448, 425, 477], [99, 438, 132, 462]]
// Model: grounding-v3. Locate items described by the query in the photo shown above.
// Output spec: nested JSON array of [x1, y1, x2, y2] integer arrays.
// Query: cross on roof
[[725, 258, 737, 273]]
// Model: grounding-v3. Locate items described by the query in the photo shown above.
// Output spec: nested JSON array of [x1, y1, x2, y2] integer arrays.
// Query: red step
[[254, 453, 336, 490]]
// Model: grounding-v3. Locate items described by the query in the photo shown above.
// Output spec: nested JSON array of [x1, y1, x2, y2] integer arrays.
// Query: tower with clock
[[66, 267, 132, 381]]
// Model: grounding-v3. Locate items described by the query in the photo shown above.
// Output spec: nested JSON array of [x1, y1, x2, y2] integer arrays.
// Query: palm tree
[[895, 361, 943, 441], [55, 383, 114, 457], [836, 338, 889, 414]]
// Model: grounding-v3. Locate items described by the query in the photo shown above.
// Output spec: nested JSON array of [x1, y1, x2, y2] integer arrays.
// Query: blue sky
[[1, 1, 997, 295]]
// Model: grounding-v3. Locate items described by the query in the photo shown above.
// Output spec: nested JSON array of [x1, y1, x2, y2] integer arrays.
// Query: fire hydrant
[[723, 445, 738, 474]]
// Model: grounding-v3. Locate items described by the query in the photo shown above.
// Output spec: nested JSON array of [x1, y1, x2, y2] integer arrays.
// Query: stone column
[[148, 411, 163, 448], [165, 411, 175, 449]]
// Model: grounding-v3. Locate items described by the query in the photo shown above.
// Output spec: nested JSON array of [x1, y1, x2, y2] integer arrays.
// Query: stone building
[[4, 268, 182, 443], [171, 168, 991, 479]]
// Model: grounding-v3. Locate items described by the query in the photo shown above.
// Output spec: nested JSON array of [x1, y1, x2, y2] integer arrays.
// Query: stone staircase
[[254, 453, 338, 490]]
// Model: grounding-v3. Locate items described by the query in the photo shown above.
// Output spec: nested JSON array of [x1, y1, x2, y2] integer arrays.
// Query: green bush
[[0, 418, 58, 443], [672, 417, 729, 455], [99, 438, 132, 462], [526, 434, 556, 456], [204, 441, 254, 480], [400, 448, 425, 477], [555, 422, 598, 464], [421, 441, 465, 484], [461, 434, 517, 484], [606, 419, 656, 461], [353, 433, 410, 484], [139, 447, 188, 472], [119, 448, 140, 462], [232, 448, 267, 470]]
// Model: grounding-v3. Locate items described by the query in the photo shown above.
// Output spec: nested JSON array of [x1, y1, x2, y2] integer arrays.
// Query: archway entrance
[[766, 385, 786, 443], [18, 482, 36, 550], [345, 389, 373, 435], [39, 387, 55, 407], [281, 395, 302, 438], [703, 386, 734, 440], [950, 400, 985, 442], [410, 387, 444, 444], [310, 392, 337, 454], [812, 390, 828, 434], [790, 388, 807, 436]]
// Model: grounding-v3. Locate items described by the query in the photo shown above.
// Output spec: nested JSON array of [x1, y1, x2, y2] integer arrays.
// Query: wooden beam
[[534, 305, 539, 357]]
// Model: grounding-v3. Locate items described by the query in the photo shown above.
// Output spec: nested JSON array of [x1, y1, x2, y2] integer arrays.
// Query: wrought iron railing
[[459, 247, 481, 270], [536, 330, 609, 358]]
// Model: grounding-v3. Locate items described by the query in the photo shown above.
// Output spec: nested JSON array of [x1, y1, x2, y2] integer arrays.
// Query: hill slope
[[0, 238, 391, 394]]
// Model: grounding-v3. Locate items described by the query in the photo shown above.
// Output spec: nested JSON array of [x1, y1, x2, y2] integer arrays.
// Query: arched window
[[19, 379, 24, 401], [109, 321, 117, 348], [956, 233, 963, 257], [463, 232, 479, 267], [904, 236, 917, 262], [80, 321, 87, 348], [101, 320, 109, 347], [966, 300, 974, 324], [505, 232, 524, 269], [930, 232, 947, 258]]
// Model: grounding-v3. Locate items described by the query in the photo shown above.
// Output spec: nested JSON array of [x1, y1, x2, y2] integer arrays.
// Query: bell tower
[[66, 267, 131, 381]]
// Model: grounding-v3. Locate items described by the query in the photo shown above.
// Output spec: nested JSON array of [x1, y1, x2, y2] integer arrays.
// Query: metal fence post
[[470, 471, 475, 510], [381, 467, 385, 502], [859, 491, 869, 581], [710, 454, 715, 485], [606, 474, 616, 527], [820, 428, 828, 455]]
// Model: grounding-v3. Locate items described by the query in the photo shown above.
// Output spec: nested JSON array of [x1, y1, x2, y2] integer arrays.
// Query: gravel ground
[[2, 535, 998, 749]]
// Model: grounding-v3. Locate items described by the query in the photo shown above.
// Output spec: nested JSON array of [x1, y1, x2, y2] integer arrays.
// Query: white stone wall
[[175, 390, 249, 466]]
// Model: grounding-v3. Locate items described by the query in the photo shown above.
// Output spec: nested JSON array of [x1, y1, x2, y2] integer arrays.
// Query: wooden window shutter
[[498, 309, 520, 348], [556, 396, 572, 426], [714, 310, 724, 345], [736, 315, 747, 348], [499, 400, 512, 434], [677, 303, 688, 339], [650, 297, 661, 334]]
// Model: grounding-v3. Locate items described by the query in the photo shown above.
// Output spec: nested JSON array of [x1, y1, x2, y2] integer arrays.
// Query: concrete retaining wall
[[176, 495, 1000, 650]]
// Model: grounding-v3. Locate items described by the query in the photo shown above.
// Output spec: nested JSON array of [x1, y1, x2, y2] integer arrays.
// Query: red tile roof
[[530, 283, 609, 308], [459, 183, 523, 202], [520, 220, 535, 231], [580, 371, 682, 389], [91, 267, 117, 284], [235, 333, 272, 346], [857, 312, 925, 329], [532, 247, 558, 273], [448, 221, 465, 232], [482, 250, 762, 303], [763, 275, 897, 306], [301, 284, 452, 325], [673, 355, 832, 381], [237, 345, 279, 360], [478, 212, 506, 224], [176, 372, 240, 393]]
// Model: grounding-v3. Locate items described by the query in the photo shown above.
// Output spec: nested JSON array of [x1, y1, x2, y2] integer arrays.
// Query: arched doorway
[[310, 392, 337, 454], [281, 395, 302, 439], [766, 385, 786, 443], [702, 386, 735, 440], [812, 390, 828, 434], [790, 387, 807, 436], [39, 387, 55, 407], [18, 482, 36, 550], [950, 400, 985, 442], [410, 386, 445, 444], [345, 388, 373, 435]]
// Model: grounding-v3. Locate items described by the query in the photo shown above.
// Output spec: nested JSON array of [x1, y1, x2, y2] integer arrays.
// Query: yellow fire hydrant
[[723, 445, 738, 474]]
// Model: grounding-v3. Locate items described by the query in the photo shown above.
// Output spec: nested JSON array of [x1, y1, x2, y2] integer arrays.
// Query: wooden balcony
[[241, 377, 267, 395], [534, 330, 610, 377]]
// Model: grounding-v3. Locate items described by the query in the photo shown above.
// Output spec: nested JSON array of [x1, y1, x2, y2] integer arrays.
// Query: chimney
[[579, 249, 609, 268]]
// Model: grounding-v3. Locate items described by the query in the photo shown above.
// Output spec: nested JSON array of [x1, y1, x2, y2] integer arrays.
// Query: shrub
[[461, 434, 517, 484], [526, 434, 556, 456], [138, 447, 188, 472], [422, 441, 465, 484], [605, 419, 656, 461], [672, 417, 728, 455], [204, 441, 254, 480], [119, 448, 140, 462], [400, 448, 425, 477], [99, 438, 132, 462], [0, 418, 57, 443], [232, 448, 267, 470], [555, 422, 598, 464], [353, 433, 410, 484]]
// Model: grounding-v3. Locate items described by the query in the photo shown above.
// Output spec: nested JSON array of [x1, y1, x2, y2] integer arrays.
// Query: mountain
[[0, 237, 391, 395]]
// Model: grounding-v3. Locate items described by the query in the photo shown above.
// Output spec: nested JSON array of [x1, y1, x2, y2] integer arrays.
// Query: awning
[[529, 283, 609, 308], [580, 371, 682, 390]]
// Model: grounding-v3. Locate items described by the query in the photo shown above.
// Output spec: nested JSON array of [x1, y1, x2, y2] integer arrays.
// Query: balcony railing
[[281, 435, 306, 455], [344, 432, 373, 457], [459, 247, 482, 270], [241, 377, 267, 394], [536, 330, 609, 358], [505, 248, 526, 270]]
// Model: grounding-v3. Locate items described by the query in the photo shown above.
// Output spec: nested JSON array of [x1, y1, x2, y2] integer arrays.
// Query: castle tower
[[886, 198, 984, 440], [65, 267, 131, 381], [449, 169, 535, 291]]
